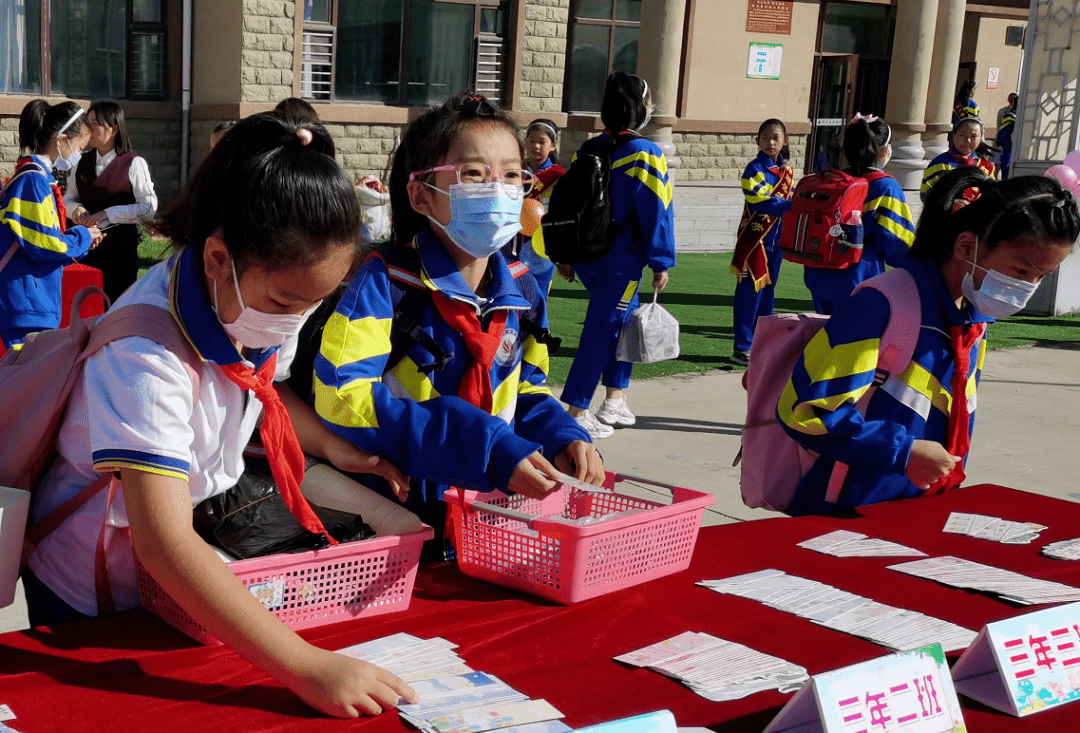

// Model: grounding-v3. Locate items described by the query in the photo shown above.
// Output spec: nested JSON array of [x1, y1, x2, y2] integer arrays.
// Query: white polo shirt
[[28, 247, 296, 615]]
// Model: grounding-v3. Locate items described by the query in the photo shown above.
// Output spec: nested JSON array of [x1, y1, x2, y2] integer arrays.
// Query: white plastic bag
[[355, 176, 392, 245], [616, 291, 681, 364]]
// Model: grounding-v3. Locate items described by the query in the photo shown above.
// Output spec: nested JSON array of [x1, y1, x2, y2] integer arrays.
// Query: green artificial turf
[[544, 252, 1080, 385]]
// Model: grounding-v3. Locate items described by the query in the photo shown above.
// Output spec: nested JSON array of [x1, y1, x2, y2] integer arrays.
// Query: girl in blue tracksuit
[[0, 100, 102, 349], [922, 118, 996, 202], [560, 72, 676, 437], [731, 119, 794, 364], [779, 167, 1079, 516], [804, 116, 915, 314], [314, 92, 603, 554]]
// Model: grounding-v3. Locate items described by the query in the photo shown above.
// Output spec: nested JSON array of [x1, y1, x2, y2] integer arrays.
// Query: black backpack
[[540, 132, 639, 265]]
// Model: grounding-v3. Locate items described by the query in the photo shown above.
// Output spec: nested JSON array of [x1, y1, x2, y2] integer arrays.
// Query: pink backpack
[[0, 288, 201, 567], [737, 268, 921, 512]]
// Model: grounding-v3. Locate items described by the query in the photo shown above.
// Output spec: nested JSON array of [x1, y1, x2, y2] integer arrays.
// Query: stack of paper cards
[[1043, 537, 1080, 561], [943, 512, 1047, 544], [615, 631, 808, 701], [888, 555, 1080, 605], [337, 634, 568, 733], [699, 570, 977, 652], [797, 530, 926, 557]]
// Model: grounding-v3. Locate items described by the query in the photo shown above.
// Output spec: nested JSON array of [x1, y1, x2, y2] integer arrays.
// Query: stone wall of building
[[321, 123, 406, 183], [673, 132, 808, 181], [129, 119, 184, 205], [241, 0, 296, 104], [520, 0, 569, 114], [0, 117, 18, 173]]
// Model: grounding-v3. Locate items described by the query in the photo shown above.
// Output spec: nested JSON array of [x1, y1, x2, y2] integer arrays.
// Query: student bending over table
[[313, 92, 604, 559], [779, 167, 1079, 516], [24, 112, 416, 718]]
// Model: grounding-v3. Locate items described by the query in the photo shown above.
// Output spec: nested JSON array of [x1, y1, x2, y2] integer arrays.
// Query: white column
[[637, 0, 687, 175], [883, 0, 940, 189]]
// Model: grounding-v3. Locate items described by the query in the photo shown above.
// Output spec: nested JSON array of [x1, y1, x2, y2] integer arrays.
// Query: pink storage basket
[[444, 472, 715, 604], [137, 526, 433, 645]]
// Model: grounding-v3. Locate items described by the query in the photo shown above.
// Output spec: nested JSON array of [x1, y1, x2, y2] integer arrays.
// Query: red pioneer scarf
[[430, 291, 508, 414], [220, 357, 336, 543], [926, 323, 987, 495]]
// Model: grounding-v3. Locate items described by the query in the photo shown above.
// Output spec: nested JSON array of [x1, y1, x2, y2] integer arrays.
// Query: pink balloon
[[1045, 164, 1078, 189], [1065, 150, 1080, 174]]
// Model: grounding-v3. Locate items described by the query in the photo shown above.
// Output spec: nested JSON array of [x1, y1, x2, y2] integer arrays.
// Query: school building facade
[[0, 0, 1026, 209]]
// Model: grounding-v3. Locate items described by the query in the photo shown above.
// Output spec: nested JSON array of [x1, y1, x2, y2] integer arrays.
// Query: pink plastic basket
[[444, 472, 715, 604], [136, 525, 433, 645]]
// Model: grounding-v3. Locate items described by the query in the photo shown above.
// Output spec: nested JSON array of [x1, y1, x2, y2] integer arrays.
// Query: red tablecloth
[[3, 484, 1080, 732]]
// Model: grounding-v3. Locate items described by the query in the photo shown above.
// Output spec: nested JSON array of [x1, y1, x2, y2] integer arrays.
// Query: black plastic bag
[[193, 466, 376, 559]]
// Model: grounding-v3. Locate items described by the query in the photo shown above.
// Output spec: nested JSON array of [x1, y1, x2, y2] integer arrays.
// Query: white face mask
[[961, 242, 1039, 319], [54, 137, 81, 173], [213, 260, 318, 350]]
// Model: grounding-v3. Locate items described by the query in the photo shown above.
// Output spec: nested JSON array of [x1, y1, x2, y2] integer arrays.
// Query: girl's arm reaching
[[121, 468, 417, 717]]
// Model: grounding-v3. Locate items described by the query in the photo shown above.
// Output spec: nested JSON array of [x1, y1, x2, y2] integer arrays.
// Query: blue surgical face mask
[[961, 241, 1040, 319], [426, 181, 523, 258], [54, 137, 81, 173]]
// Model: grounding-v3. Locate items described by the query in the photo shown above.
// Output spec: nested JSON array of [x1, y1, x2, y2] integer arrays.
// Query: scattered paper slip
[[0, 707, 13, 723], [797, 530, 926, 558], [942, 512, 1046, 544], [699, 570, 976, 652], [616, 631, 808, 701], [887, 555, 1080, 605], [336, 635, 567, 733], [1043, 537, 1080, 561]]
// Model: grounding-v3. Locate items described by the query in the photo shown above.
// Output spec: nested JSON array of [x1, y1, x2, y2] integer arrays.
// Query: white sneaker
[[575, 410, 615, 439], [596, 397, 636, 427]]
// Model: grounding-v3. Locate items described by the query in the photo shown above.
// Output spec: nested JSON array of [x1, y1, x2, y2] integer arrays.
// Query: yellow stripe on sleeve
[[624, 167, 673, 208], [800, 331, 881, 386], [490, 365, 521, 418], [877, 215, 916, 246], [776, 380, 870, 436], [388, 356, 441, 403], [521, 334, 550, 375], [92, 461, 189, 481], [319, 312, 392, 367], [313, 375, 381, 429], [896, 361, 952, 417]]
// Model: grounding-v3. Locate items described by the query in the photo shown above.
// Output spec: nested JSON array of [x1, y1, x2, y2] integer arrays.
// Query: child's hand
[[508, 451, 562, 498], [557, 264, 575, 283], [325, 441, 411, 501], [286, 647, 418, 718], [87, 227, 105, 248], [906, 440, 961, 489], [652, 270, 669, 292], [70, 205, 91, 226], [554, 440, 604, 486]]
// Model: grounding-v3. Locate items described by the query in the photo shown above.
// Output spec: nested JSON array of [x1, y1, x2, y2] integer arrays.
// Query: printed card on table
[[425, 699, 563, 733], [765, 644, 966, 733], [951, 600, 1080, 717]]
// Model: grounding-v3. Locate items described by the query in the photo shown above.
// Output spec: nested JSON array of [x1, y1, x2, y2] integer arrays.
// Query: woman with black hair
[[559, 71, 676, 437], [67, 100, 158, 302], [779, 167, 1079, 516]]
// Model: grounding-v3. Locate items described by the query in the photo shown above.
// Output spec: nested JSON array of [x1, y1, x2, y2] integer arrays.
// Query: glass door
[[807, 53, 858, 172]]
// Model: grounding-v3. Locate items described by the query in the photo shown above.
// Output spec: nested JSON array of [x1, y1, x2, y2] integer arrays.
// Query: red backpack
[[779, 169, 889, 269]]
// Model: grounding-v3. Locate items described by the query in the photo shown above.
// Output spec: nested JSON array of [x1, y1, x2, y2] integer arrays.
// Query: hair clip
[[852, 112, 878, 123], [296, 128, 313, 146], [952, 186, 983, 212], [466, 94, 484, 103]]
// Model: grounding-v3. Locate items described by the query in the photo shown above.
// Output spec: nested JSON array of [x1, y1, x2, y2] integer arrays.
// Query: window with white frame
[[301, 0, 510, 106], [0, 0, 167, 100]]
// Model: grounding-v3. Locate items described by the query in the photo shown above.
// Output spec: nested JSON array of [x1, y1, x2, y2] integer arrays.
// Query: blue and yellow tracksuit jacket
[[314, 229, 589, 525], [804, 168, 915, 297], [778, 256, 993, 516], [921, 149, 996, 202], [574, 132, 676, 279], [996, 110, 1015, 149], [0, 156, 93, 332], [741, 152, 793, 249]]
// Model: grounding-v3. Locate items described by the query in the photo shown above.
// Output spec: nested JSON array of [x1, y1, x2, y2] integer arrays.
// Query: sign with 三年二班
[[747, 43, 783, 80], [952, 601, 1080, 716], [765, 644, 966, 733]]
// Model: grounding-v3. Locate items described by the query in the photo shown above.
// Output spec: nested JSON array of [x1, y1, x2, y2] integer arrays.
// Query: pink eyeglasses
[[409, 162, 536, 196]]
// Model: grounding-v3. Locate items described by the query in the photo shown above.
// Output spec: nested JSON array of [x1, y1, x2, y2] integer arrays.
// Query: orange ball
[[520, 197, 545, 237]]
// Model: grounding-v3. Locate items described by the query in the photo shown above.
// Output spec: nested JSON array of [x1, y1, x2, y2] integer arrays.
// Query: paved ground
[[3, 343, 1077, 633]]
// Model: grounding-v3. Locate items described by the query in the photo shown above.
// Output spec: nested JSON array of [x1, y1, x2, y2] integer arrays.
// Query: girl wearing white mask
[[0, 100, 102, 350], [313, 92, 603, 558], [779, 167, 1078, 516], [803, 115, 916, 315], [24, 113, 417, 718]]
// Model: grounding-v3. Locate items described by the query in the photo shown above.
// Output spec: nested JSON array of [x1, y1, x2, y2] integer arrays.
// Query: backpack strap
[[381, 248, 455, 374], [21, 296, 204, 582], [0, 163, 51, 277], [863, 170, 891, 184], [824, 268, 921, 503], [506, 260, 562, 354]]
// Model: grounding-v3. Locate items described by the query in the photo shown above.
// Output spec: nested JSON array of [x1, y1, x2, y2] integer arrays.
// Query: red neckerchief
[[15, 157, 67, 232], [220, 356, 336, 543], [926, 323, 987, 495], [430, 292, 508, 414]]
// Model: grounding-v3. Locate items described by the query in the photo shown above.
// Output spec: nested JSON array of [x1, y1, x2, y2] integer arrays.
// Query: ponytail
[[911, 167, 1080, 263], [155, 111, 360, 271], [842, 117, 890, 176]]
